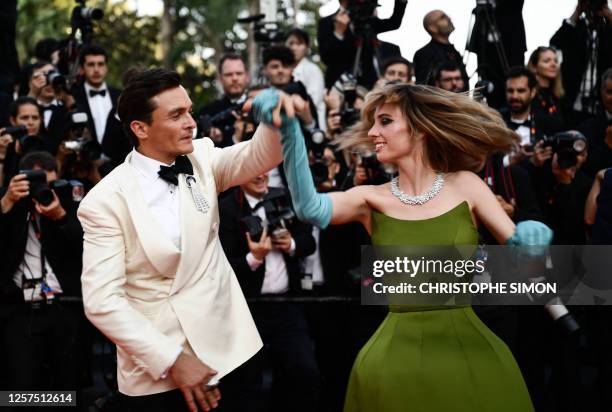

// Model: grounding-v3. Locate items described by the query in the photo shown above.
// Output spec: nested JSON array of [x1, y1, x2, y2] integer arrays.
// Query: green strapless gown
[[343, 202, 534, 412]]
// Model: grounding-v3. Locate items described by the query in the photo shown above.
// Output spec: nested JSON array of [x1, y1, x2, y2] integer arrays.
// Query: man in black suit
[[413, 9, 468, 87], [0, 151, 82, 393], [197, 54, 250, 148], [317, 0, 407, 90], [72, 44, 131, 169], [219, 173, 319, 412], [551, 0, 612, 124]]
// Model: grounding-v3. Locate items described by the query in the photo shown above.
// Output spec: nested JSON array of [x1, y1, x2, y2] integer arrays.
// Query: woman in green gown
[[253, 83, 551, 411]]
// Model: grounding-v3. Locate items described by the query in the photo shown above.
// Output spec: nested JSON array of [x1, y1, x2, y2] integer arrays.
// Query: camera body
[[1, 125, 28, 138], [198, 94, 248, 138], [20, 169, 84, 206], [45, 70, 67, 90], [240, 191, 297, 242], [346, 0, 379, 27], [542, 131, 588, 169]]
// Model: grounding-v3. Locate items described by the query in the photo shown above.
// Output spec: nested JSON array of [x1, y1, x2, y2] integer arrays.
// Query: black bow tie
[[158, 155, 193, 185], [89, 89, 107, 98]]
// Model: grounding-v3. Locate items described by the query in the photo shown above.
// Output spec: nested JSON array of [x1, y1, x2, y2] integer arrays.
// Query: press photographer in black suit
[[317, 0, 407, 89], [0, 151, 82, 394], [197, 54, 251, 148], [219, 173, 319, 412], [72, 44, 131, 170]]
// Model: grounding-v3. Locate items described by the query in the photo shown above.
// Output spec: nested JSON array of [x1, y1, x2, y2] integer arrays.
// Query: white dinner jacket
[[78, 124, 282, 396]]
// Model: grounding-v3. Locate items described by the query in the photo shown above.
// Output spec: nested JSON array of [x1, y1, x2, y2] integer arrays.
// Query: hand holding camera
[[271, 228, 293, 253], [530, 140, 554, 167], [1, 174, 30, 213], [246, 227, 272, 261]]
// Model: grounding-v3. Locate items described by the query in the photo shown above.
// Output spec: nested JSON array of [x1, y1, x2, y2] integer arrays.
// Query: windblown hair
[[528, 46, 565, 100], [337, 83, 519, 173]]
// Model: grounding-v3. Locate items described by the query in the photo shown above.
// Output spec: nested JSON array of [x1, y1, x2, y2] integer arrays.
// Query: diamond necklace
[[390, 173, 445, 205]]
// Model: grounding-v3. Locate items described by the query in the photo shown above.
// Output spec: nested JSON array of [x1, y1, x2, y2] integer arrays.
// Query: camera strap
[[26, 210, 55, 304]]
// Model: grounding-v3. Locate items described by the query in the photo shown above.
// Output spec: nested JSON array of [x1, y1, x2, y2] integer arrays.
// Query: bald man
[[413, 9, 468, 87]]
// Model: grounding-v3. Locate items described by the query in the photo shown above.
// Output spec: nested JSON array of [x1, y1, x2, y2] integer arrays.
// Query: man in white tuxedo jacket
[[78, 68, 297, 412]]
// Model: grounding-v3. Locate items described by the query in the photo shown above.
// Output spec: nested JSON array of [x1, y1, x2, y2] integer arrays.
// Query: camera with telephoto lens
[[63, 112, 102, 161], [198, 94, 248, 138], [308, 129, 330, 187], [1, 125, 28, 139], [45, 70, 67, 90], [332, 74, 361, 133], [360, 151, 395, 185], [240, 191, 297, 242], [541, 130, 587, 169], [20, 169, 83, 206], [72, 0, 103, 29]]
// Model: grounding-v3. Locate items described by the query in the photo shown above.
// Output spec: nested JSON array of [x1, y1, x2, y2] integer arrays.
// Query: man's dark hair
[[218, 53, 246, 75], [287, 28, 310, 47], [262, 46, 296, 67], [78, 44, 108, 66], [34, 38, 60, 62], [382, 57, 412, 75], [117, 68, 182, 147], [19, 151, 58, 172], [9, 96, 42, 119], [434, 61, 462, 82], [506, 66, 537, 90]]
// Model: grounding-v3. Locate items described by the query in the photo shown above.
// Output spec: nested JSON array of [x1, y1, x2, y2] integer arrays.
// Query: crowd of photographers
[[1, 0, 612, 411]]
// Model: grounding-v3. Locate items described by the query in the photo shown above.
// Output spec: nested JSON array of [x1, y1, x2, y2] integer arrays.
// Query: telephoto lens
[[20, 169, 55, 206]]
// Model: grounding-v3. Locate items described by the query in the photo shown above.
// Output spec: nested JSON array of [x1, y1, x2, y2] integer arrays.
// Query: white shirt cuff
[[246, 252, 264, 270], [288, 238, 296, 257], [160, 345, 183, 380]]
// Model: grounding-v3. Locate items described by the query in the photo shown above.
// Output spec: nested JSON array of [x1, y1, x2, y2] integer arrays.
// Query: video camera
[[541, 131, 587, 169], [240, 191, 297, 242], [346, 0, 379, 28], [62, 112, 102, 161], [19, 170, 84, 206], [237, 14, 286, 45], [57, 0, 104, 86]]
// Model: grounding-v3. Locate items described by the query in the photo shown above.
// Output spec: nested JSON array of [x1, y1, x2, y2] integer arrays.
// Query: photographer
[[198, 53, 250, 148], [374, 57, 413, 88], [25, 62, 72, 154], [218, 173, 319, 412], [1, 97, 47, 186], [413, 9, 468, 87], [433, 61, 466, 93], [0, 151, 82, 393], [317, 0, 407, 89], [550, 0, 612, 125], [579, 68, 612, 177], [72, 44, 130, 170]]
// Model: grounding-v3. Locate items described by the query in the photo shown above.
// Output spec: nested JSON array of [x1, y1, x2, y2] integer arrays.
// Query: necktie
[[158, 155, 194, 185], [89, 89, 107, 98]]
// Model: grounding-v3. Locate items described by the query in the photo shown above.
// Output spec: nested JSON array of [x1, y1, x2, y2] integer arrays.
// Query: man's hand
[[1, 174, 29, 214], [246, 227, 272, 261], [0, 129, 14, 160], [530, 140, 553, 167], [334, 9, 351, 37], [28, 72, 46, 98], [327, 110, 342, 134], [34, 191, 66, 221], [170, 352, 220, 412], [496, 195, 516, 218], [209, 127, 223, 143], [271, 229, 293, 253], [552, 153, 577, 184]]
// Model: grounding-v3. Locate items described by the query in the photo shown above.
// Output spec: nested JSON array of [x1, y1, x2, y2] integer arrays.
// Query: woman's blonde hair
[[336, 83, 519, 173], [528, 46, 565, 100]]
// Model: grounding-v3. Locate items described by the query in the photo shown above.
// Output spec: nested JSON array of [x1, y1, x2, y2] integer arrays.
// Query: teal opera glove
[[506, 220, 554, 257], [252, 88, 333, 229]]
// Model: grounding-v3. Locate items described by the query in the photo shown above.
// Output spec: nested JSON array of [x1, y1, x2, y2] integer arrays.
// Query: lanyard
[[28, 209, 48, 281]]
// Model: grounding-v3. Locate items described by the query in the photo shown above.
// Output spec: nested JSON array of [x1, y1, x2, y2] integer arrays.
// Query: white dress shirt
[[38, 98, 60, 129], [85, 82, 113, 144], [293, 58, 327, 131], [243, 192, 295, 294], [12, 214, 63, 295], [130, 149, 181, 250]]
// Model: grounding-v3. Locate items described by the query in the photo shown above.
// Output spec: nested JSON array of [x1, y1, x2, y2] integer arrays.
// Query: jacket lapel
[[171, 155, 215, 293], [115, 155, 181, 276]]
